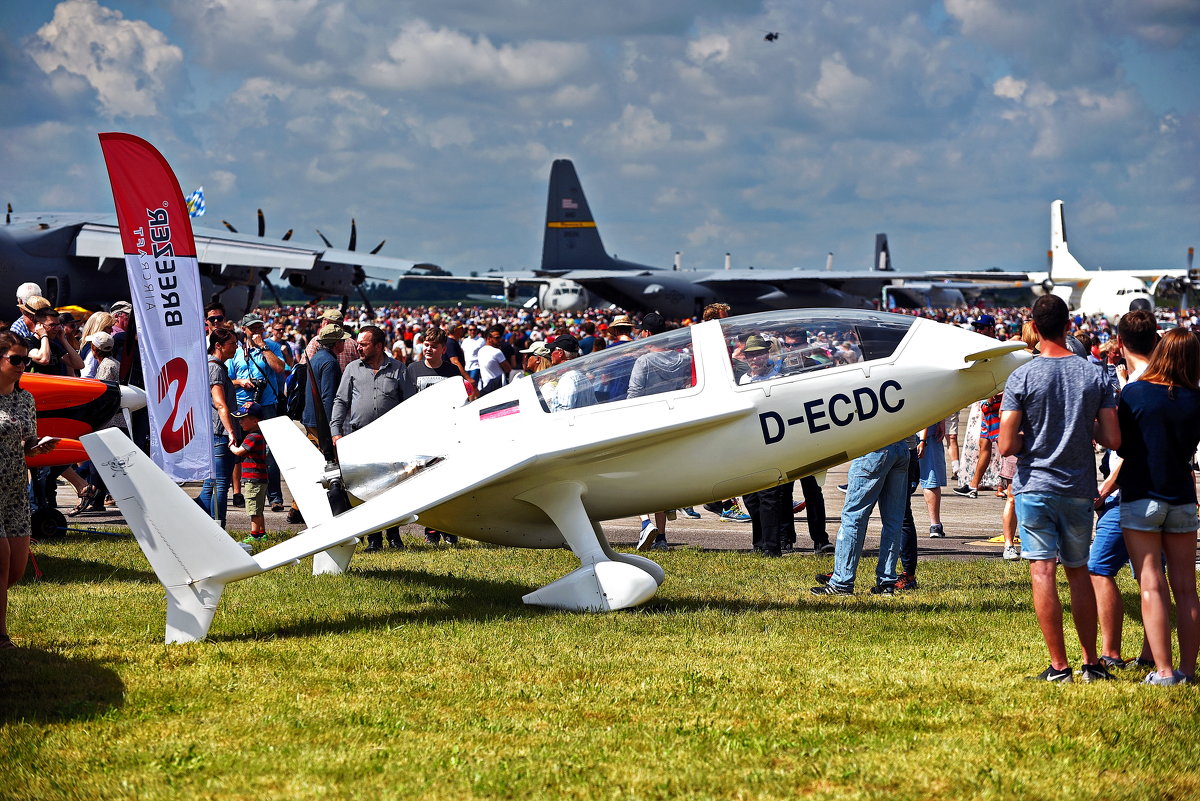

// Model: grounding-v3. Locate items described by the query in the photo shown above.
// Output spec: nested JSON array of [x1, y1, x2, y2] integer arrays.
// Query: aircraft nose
[[120, 383, 148, 411]]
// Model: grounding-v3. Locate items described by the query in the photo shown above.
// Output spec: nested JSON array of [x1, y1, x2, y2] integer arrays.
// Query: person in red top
[[229, 402, 269, 546]]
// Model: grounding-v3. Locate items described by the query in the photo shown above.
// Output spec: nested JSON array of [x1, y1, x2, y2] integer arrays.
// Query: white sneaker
[[1003, 545, 1020, 561], [636, 520, 659, 551]]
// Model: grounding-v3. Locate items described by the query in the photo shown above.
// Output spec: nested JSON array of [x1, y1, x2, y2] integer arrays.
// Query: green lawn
[[3, 530, 1197, 800]]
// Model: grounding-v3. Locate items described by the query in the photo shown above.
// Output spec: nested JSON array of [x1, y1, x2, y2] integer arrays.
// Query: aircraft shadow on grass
[[29, 553, 158, 586], [0, 649, 125, 723]]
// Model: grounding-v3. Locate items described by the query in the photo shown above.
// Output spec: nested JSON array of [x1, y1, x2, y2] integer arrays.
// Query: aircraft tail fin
[[81, 428, 262, 643], [258, 417, 350, 575], [1050, 200, 1087, 279], [874, 234, 893, 272], [259, 417, 333, 527], [541, 159, 613, 272]]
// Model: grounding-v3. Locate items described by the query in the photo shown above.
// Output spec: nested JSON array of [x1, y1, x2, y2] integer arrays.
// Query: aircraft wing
[[70, 218, 421, 273], [257, 392, 754, 570]]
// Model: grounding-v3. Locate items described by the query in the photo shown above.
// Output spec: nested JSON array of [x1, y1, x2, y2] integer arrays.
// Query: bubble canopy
[[527, 310, 917, 412]]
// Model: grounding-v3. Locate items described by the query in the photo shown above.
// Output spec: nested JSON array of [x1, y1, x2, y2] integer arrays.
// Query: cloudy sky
[[2, 0, 1197, 276]]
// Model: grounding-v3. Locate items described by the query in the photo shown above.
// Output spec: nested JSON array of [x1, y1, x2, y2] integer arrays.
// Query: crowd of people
[[2, 286, 1198, 682]]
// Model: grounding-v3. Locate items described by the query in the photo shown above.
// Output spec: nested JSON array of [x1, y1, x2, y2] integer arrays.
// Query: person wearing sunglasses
[[204, 301, 228, 335], [0, 330, 59, 648]]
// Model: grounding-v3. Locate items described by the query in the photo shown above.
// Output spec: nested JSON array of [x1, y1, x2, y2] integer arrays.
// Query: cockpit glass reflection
[[531, 326, 695, 412], [719, 311, 915, 383]]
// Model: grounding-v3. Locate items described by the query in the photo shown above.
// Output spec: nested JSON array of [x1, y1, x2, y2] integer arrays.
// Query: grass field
[[3, 529, 1198, 800]]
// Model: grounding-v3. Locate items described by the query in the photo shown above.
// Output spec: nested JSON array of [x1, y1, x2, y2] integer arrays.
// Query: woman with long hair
[[78, 311, 114, 379], [0, 331, 59, 646], [1117, 327, 1200, 685]]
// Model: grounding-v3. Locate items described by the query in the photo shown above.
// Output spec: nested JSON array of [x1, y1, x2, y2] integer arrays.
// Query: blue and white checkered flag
[[186, 186, 205, 218]]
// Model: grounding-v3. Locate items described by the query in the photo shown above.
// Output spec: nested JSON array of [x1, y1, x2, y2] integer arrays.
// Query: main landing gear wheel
[[31, 508, 68, 540]]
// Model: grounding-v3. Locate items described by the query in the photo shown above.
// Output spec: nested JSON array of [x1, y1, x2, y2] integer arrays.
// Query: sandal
[[69, 485, 97, 516]]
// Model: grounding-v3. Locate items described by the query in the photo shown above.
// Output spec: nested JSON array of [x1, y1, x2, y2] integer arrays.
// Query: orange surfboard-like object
[[22, 374, 123, 468]]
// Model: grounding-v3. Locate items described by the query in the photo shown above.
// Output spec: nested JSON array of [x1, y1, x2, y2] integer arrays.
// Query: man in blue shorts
[[999, 295, 1121, 683]]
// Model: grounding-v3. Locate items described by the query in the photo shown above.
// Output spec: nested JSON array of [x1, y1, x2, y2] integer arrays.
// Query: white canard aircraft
[[82, 310, 1028, 643]]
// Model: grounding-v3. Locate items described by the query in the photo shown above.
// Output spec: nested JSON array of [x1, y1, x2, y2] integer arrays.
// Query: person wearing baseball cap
[[227, 311, 288, 511], [519, 340, 552, 376]]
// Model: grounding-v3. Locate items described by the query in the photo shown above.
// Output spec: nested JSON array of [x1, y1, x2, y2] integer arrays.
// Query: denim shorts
[[1088, 496, 1128, 577], [1119, 498, 1199, 534], [1015, 492, 1094, 568]]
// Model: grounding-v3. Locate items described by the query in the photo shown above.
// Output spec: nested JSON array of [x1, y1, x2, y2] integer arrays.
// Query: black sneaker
[[1079, 662, 1116, 682], [1026, 665, 1073, 683], [1098, 655, 1128, 670], [814, 572, 833, 585], [810, 584, 852, 596], [836, 484, 848, 493], [952, 485, 977, 499], [895, 572, 918, 591], [929, 524, 945, 538], [813, 541, 835, 555], [363, 544, 381, 553], [869, 583, 896, 595]]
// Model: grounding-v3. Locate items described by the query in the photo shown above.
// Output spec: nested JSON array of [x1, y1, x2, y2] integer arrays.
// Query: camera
[[251, 379, 267, 403]]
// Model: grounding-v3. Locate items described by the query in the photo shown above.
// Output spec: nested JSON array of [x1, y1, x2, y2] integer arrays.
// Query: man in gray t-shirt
[[999, 295, 1120, 683]]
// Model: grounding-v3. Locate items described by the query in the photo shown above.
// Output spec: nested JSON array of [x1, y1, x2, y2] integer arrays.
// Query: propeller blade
[[369, 239, 386, 255], [256, 209, 266, 238], [282, 229, 293, 241], [6, 202, 11, 224], [260, 271, 285, 308], [222, 220, 239, 233], [315, 229, 333, 248], [349, 219, 357, 252], [356, 285, 375, 319]]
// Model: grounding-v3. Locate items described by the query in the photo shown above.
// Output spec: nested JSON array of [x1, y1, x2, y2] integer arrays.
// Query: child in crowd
[[229, 402, 268, 546]]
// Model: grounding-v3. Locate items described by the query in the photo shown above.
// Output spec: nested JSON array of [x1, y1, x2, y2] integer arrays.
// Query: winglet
[[962, 341, 1027, 364]]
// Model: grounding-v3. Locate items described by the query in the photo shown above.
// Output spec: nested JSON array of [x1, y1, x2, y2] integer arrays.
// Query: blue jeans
[[197, 433, 235, 528], [830, 441, 910, 591]]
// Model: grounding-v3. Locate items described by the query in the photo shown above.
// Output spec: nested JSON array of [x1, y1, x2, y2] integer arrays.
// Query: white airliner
[[83, 310, 1028, 643]]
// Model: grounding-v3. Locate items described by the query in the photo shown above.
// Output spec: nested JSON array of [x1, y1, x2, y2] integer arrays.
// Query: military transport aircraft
[[83, 308, 1028, 643], [928, 200, 1192, 320], [398, 159, 979, 316], [0, 205, 417, 318]]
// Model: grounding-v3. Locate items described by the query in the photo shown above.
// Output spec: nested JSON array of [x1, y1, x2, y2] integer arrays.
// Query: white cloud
[[28, 0, 184, 117], [993, 76, 1027, 101], [804, 53, 873, 112], [687, 34, 730, 64], [365, 20, 586, 91], [603, 105, 673, 152]]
